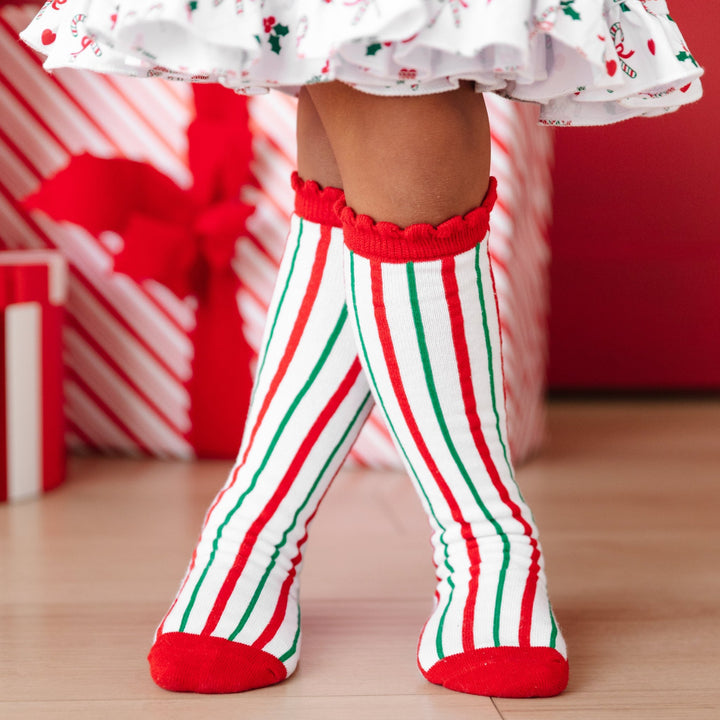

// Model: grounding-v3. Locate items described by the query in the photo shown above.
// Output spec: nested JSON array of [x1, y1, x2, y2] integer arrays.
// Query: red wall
[[547, 1, 720, 390]]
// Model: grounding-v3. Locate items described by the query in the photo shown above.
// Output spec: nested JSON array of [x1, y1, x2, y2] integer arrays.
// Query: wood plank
[[2, 399, 719, 719]]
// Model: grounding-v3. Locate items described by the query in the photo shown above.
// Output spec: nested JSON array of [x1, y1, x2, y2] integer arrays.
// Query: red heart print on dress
[[41, 29, 57, 45], [606, 59, 617, 76], [647, 39, 656, 55]]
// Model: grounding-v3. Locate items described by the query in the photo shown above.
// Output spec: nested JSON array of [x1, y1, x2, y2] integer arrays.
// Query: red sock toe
[[148, 633, 287, 693], [423, 646, 569, 698]]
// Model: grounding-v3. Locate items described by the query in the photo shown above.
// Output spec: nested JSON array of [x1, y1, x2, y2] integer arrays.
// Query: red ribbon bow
[[24, 85, 256, 457]]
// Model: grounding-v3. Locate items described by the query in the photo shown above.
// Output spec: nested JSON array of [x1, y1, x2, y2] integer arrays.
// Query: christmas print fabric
[[20, 0, 702, 126]]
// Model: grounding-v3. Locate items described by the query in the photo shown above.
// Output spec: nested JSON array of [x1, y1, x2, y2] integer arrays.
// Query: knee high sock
[[340, 178, 568, 698], [148, 175, 373, 693]]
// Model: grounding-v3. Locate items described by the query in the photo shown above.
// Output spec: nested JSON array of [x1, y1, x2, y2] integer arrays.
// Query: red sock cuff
[[291, 172, 344, 228], [338, 177, 497, 263]]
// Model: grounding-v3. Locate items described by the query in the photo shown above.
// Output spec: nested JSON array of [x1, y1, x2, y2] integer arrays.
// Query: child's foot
[[417, 544, 568, 697], [341, 180, 568, 698], [423, 646, 568, 698], [149, 634, 287, 693], [148, 176, 372, 693]]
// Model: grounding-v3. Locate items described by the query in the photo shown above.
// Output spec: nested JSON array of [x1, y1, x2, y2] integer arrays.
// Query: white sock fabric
[[339, 179, 568, 697], [148, 177, 372, 693]]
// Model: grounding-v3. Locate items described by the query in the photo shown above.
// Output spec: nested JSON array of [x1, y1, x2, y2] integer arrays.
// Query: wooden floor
[[2, 399, 719, 719]]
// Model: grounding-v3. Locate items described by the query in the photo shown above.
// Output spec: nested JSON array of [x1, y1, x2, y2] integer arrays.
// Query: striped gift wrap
[[0, 2, 553, 467]]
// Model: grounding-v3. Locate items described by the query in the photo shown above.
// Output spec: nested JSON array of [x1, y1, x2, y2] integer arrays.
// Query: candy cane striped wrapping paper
[[1, 3, 197, 459], [0, 3, 553, 466]]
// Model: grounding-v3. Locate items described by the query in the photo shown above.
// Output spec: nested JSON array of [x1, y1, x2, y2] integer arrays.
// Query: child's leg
[[296, 86, 344, 190], [307, 81, 492, 227], [148, 90, 373, 693], [307, 82, 568, 698]]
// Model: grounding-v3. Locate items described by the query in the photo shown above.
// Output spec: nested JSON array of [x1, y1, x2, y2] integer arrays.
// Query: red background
[[547, 1, 719, 390]]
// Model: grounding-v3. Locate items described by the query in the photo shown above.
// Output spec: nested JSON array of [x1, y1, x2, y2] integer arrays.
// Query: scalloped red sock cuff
[[291, 172, 344, 227], [338, 177, 497, 263]]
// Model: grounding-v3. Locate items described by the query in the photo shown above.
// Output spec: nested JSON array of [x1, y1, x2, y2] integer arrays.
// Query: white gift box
[[0, 249, 67, 502]]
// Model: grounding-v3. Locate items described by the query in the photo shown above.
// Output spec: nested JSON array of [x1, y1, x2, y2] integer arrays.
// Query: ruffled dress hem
[[19, 0, 703, 126]]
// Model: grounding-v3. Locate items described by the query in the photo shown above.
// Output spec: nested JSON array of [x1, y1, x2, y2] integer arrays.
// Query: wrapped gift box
[[0, 250, 67, 502], [1, 3, 198, 459], [1, 3, 553, 467]]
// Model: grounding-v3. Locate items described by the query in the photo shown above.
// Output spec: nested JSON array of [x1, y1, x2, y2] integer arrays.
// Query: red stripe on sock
[[238, 223, 334, 469], [253, 360, 364, 650], [442, 255, 540, 648], [251, 524, 307, 653], [157, 226, 334, 636], [486, 251, 541, 646], [368, 260, 482, 654], [202, 357, 364, 636], [156, 537, 202, 637], [440, 256, 481, 652], [196, 224, 334, 536]]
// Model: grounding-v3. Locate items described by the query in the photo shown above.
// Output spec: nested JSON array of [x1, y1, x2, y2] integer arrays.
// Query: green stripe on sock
[[475, 245, 514, 483], [406, 262, 510, 648], [549, 600, 558, 649], [248, 218, 304, 409], [179, 305, 348, 632], [349, 253, 454, 660], [228, 391, 372, 641], [278, 607, 302, 663], [273, 392, 373, 659]]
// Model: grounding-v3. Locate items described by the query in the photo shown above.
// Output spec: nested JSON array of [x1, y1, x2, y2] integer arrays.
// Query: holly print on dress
[[560, 1, 581, 21], [262, 16, 290, 54], [676, 49, 699, 68]]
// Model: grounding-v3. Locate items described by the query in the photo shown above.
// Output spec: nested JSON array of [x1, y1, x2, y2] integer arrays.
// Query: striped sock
[[148, 175, 373, 693], [340, 178, 568, 698]]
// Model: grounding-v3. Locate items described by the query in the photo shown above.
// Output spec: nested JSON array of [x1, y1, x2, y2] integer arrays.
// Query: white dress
[[20, 0, 703, 126]]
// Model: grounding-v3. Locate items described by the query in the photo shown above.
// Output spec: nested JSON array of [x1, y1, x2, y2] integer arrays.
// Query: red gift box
[[1, 3, 256, 460], [1, 3, 555, 467], [0, 250, 67, 502]]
